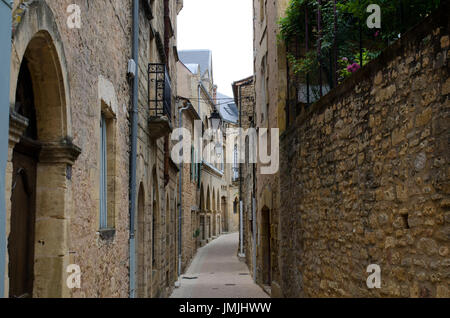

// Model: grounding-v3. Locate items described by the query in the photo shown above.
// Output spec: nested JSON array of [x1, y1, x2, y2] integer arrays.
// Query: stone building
[[278, 5, 450, 298], [178, 50, 227, 249], [251, 0, 290, 296], [175, 61, 201, 272], [249, 0, 450, 298], [133, 0, 182, 298], [231, 76, 256, 277], [2, 0, 183, 298], [217, 92, 240, 234]]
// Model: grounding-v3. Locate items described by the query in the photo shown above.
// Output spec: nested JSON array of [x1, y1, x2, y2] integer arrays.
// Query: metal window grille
[[148, 63, 172, 120]]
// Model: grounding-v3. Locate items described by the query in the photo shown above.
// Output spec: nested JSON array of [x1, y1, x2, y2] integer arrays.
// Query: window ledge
[[98, 228, 116, 241]]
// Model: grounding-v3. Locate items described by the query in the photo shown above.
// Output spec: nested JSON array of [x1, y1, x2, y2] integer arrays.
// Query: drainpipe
[[177, 104, 190, 284], [129, 0, 139, 299], [0, 0, 12, 299]]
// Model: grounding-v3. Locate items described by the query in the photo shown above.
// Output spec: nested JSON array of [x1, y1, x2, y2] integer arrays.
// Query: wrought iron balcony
[[148, 63, 172, 139]]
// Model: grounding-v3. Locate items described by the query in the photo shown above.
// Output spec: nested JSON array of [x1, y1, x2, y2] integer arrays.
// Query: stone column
[[33, 140, 81, 298]]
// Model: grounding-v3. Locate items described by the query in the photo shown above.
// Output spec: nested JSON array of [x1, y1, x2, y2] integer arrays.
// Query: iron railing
[[284, 0, 441, 125], [148, 63, 172, 121]]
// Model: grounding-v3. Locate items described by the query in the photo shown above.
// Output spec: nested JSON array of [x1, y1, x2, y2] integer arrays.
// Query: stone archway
[[150, 167, 160, 297], [6, 2, 79, 298], [136, 183, 146, 298]]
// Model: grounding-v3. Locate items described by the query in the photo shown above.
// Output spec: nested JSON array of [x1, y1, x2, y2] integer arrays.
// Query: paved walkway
[[170, 232, 268, 298]]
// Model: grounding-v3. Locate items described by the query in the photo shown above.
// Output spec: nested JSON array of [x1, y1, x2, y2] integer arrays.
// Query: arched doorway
[[261, 207, 271, 286], [8, 58, 39, 298], [151, 168, 160, 297], [165, 194, 170, 288], [7, 23, 79, 297], [221, 196, 227, 232], [136, 184, 146, 298]]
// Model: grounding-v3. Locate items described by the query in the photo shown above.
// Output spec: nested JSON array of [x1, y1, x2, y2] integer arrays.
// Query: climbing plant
[[279, 0, 441, 89]]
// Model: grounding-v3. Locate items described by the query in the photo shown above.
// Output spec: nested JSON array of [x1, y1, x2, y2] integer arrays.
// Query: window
[[98, 78, 118, 234], [99, 115, 108, 229]]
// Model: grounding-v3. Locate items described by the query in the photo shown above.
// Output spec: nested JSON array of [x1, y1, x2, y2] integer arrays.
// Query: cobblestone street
[[171, 233, 268, 298]]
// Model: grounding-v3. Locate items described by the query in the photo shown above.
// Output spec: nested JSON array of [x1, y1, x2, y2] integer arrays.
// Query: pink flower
[[352, 63, 361, 72], [374, 30, 380, 37], [347, 63, 361, 73], [342, 57, 348, 62]]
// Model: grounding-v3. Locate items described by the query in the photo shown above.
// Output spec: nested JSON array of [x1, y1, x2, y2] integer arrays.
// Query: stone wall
[[8, 0, 133, 297], [6, 0, 181, 298], [279, 7, 450, 298], [232, 77, 256, 269], [135, 0, 180, 298]]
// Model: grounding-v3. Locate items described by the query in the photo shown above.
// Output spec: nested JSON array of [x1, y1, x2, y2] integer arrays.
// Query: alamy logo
[[366, 264, 381, 289], [67, 4, 81, 29], [171, 120, 279, 175], [66, 264, 81, 289], [366, 4, 381, 29]]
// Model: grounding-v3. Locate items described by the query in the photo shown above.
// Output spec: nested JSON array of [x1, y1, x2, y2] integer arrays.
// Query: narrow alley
[[171, 233, 268, 298], [0, 0, 448, 303]]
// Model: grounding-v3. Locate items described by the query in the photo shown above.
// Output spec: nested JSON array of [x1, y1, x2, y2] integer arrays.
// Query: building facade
[[250, 0, 450, 299], [176, 50, 244, 274], [232, 76, 256, 279], [3, 0, 182, 298], [217, 92, 240, 234], [278, 3, 450, 298], [133, 0, 182, 299], [178, 49, 226, 251], [252, 0, 290, 297]]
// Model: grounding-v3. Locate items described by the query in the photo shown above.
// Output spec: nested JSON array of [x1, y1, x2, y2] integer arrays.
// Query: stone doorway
[[261, 207, 271, 286], [136, 184, 146, 298], [7, 26, 80, 298], [8, 58, 39, 298]]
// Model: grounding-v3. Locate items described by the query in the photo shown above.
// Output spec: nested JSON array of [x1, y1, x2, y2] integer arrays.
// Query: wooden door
[[8, 140, 38, 298]]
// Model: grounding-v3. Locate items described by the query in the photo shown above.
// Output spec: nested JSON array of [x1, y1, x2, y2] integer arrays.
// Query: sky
[[177, 0, 254, 97]]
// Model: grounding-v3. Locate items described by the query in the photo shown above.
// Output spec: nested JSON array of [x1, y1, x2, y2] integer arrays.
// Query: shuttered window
[[99, 115, 108, 229]]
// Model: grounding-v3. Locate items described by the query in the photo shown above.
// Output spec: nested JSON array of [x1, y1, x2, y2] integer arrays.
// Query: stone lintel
[[40, 140, 82, 165]]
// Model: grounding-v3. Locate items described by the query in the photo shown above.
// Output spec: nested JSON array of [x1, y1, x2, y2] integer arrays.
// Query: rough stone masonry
[[279, 6, 449, 297]]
